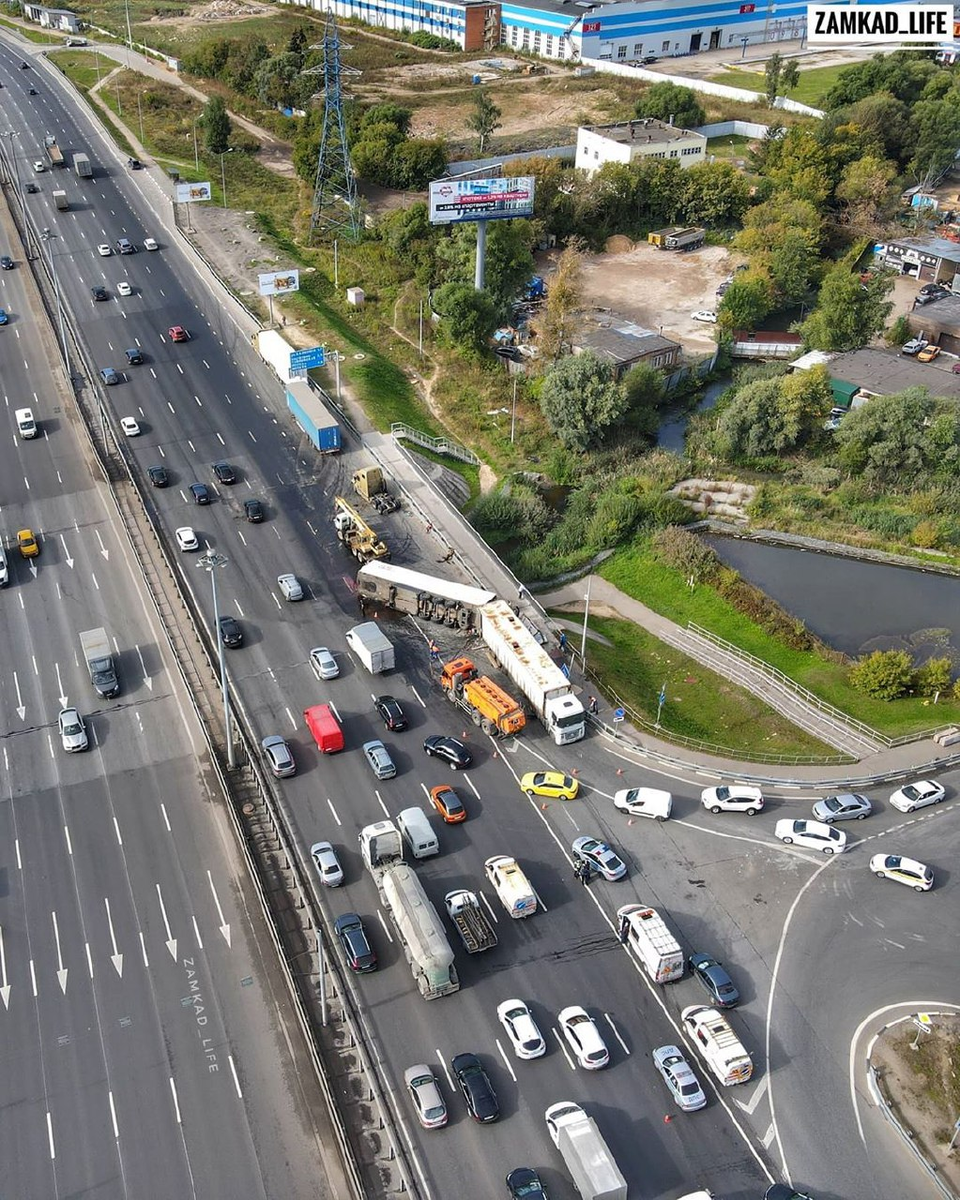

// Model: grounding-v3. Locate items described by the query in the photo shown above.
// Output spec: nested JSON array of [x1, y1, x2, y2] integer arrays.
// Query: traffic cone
[[628, 818, 635, 826], [616, 767, 623, 776], [663, 1114, 673, 1124], [462, 730, 468, 739], [571, 768, 579, 776], [541, 803, 549, 810]]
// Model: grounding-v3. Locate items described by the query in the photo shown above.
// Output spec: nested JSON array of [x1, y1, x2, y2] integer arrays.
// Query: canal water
[[704, 536, 960, 662], [658, 377, 731, 453]]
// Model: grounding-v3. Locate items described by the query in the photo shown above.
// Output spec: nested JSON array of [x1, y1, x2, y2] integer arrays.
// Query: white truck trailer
[[356, 561, 495, 632], [359, 821, 459, 999], [545, 1102, 627, 1200], [345, 622, 395, 674], [79, 627, 119, 698], [480, 601, 585, 744]]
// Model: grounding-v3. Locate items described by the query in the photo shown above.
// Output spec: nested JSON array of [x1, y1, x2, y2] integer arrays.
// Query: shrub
[[797, 462, 842, 490], [470, 492, 527, 543], [651, 526, 719, 582], [911, 519, 940, 549], [849, 649, 914, 699], [915, 656, 952, 697]]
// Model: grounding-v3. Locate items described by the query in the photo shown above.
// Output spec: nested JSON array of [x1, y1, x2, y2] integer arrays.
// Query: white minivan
[[397, 807, 439, 859], [15, 407, 37, 438]]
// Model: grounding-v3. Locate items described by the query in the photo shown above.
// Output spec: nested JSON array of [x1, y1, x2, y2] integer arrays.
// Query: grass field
[[602, 539, 960, 738], [709, 62, 848, 106], [568, 613, 840, 760]]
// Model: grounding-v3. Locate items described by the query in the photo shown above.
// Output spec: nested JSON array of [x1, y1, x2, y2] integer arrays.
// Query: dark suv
[[423, 734, 472, 770], [374, 696, 407, 731], [212, 461, 237, 484], [125, 347, 143, 365], [334, 913, 377, 973], [116, 238, 135, 254], [218, 615, 243, 648]]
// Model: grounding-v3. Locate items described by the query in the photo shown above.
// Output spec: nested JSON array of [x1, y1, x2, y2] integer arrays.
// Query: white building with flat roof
[[576, 119, 707, 176]]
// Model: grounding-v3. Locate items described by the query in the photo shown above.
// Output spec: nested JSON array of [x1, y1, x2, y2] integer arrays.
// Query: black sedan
[[190, 482, 212, 505], [91, 285, 108, 301], [334, 913, 377, 973], [506, 1167, 548, 1199], [212, 461, 237, 484], [0, 255, 13, 271], [423, 734, 472, 770], [218, 615, 243, 648], [243, 498, 265, 523], [452, 1053, 498, 1123], [374, 695, 407, 731], [147, 464, 169, 487], [688, 952, 740, 1008]]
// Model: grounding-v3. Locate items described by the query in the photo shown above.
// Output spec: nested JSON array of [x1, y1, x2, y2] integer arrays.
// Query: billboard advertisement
[[258, 270, 301, 297], [429, 177, 535, 225], [174, 181, 212, 203]]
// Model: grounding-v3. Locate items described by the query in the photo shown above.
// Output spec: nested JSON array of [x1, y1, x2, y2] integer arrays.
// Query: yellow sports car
[[520, 771, 579, 801]]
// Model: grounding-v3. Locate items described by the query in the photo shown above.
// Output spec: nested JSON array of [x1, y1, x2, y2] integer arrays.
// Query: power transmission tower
[[307, 12, 361, 242]]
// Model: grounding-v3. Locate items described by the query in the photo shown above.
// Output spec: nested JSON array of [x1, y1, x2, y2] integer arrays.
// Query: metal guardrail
[[871, 1060, 960, 1200], [390, 421, 480, 465]]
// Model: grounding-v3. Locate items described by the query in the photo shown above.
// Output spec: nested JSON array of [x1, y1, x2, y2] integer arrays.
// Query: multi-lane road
[[2, 32, 959, 1200]]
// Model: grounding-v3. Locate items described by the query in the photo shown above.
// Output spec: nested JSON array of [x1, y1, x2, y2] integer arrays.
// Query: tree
[[223, 36, 270, 95], [908, 92, 960, 180], [764, 52, 800, 107], [681, 161, 750, 227], [393, 138, 448, 189], [466, 92, 501, 155], [431, 282, 499, 356], [254, 52, 312, 109], [435, 220, 534, 316], [635, 82, 705, 130], [533, 240, 583, 361], [821, 51, 936, 110], [833, 388, 935, 486], [778, 365, 833, 443], [834, 155, 899, 236], [915, 657, 952, 697], [713, 377, 791, 461], [768, 230, 817, 303], [849, 650, 915, 699], [538, 353, 629, 452], [800, 265, 893, 352], [620, 361, 667, 437], [201, 95, 231, 155], [287, 24, 307, 64], [718, 275, 774, 331]]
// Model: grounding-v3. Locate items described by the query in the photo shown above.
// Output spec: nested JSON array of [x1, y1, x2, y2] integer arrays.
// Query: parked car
[[277, 574, 303, 601], [451, 1052, 499, 1122], [688, 952, 740, 1008], [363, 739, 396, 780], [374, 695, 407, 731], [774, 819, 847, 854], [309, 646, 339, 680], [423, 734, 472, 770], [918, 345, 941, 363], [889, 779, 945, 813], [404, 1064, 447, 1130], [571, 836, 626, 881], [261, 735, 296, 778], [869, 854, 933, 892], [652, 1044, 707, 1111], [692, 310, 717, 323], [901, 337, 928, 355], [520, 770, 578, 800], [334, 913, 377, 973], [812, 793, 872, 823], [701, 785, 764, 815], [310, 840, 343, 887], [613, 786, 672, 820], [430, 784, 466, 823]]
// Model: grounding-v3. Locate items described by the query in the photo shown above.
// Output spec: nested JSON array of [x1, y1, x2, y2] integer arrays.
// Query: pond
[[705, 535, 960, 663]]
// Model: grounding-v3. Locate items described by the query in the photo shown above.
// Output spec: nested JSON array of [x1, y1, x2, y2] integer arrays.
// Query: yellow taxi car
[[17, 528, 39, 558], [520, 771, 579, 801], [917, 345, 941, 363]]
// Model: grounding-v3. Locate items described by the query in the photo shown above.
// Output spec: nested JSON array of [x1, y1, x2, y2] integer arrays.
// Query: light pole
[[124, 0, 134, 60], [327, 351, 344, 404], [40, 229, 69, 372], [193, 118, 200, 171], [136, 91, 144, 144], [219, 149, 233, 209], [510, 375, 518, 445], [0, 131, 24, 202], [580, 573, 592, 668], [197, 551, 235, 769]]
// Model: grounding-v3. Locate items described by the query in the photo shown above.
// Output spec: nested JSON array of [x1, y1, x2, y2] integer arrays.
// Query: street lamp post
[[40, 229, 69, 373], [197, 551, 235, 769], [510, 375, 518, 445], [124, 0, 134, 60], [193, 118, 200, 171], [219, 150, 230, 209], [136, 91, 144, 144]]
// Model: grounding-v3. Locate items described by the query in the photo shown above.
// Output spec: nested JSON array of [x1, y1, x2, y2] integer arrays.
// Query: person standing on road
[[559, 631, 568, 652]]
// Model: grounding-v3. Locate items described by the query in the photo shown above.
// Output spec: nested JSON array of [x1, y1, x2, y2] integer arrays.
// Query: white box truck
[[545, 1102, 627, 1200], [616, 904, 684, 983], [485, 855, 537, 918], [681, 1005, 753, 1086], [345, 622, 395, 674]]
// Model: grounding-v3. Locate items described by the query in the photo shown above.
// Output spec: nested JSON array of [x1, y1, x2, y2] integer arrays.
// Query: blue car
[[0, 308, 8, 325]]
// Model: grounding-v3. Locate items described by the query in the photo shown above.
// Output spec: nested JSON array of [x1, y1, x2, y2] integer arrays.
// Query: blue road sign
[[290, 346, 326, 371], [658, 687, 667, 707], [613, 707, 625, 723]]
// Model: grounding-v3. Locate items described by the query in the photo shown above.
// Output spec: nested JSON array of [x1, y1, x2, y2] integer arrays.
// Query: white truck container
[[444, 889, 498, 953], [545, 1101, 627, 1200], [356, 561, 495, 632], [480, 600, 585, 745], [345, 621, 395, 674], [616, 904, 684, 983], [253, 328, 297, 384], [485, 855, 537, 918], [15, 407, 37, 438], [53, 190, 69, 211], [359, 821, 459, 999], [681, 1004, 753, 1086]]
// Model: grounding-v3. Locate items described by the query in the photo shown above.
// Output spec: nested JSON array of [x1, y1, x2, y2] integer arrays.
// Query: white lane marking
[[326, 798, 342, 826], [228, 1055, 243, 1099], [46, 1111, 55, 1160], [376, 910, 394, 943], [733, 1075, 769, 1115], [410, 685, 426, 708], [551, 1028, 577, 1071], [108, 1091, 119, 1139], [438, 1053, 455, 1090], [465, 775, 481, 799], [604, 1012, 630, 1056], [169, 1077, 182, 1123], [495, 1040, 517, 1081]]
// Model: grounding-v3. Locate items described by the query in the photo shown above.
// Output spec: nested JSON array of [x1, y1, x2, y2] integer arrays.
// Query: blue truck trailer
[[286, 379, 341, 453]]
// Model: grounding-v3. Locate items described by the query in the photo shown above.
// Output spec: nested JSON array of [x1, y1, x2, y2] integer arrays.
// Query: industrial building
[[576, 119, 707, 177]]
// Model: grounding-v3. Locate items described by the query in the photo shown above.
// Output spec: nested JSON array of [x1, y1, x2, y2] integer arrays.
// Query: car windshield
[[63, 718, 82, 734]]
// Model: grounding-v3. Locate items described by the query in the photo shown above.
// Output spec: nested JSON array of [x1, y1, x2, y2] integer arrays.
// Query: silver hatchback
[[363, 739, 396, 780]]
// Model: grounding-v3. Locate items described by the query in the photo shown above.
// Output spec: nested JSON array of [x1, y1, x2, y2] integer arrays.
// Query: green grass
[[0, 14, 70, 43], [602, 538, 960, 738], [708, 62, 848, 106], [570, 613, 840, 761], [48, 49, 106, 92]]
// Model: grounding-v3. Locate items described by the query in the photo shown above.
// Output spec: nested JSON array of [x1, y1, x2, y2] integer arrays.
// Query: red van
[[304, 704, 344, 754]]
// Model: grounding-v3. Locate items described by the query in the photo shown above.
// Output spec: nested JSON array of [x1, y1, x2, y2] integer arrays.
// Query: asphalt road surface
[[2, 34, 958, 1200]]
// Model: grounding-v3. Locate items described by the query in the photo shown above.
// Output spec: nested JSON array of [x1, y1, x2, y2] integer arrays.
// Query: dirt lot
[[871, 1016, 960, 1196], [544, 238, 741, 353]]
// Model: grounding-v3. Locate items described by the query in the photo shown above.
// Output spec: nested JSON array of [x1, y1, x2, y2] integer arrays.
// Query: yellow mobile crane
[[333, 496, 390, 563]]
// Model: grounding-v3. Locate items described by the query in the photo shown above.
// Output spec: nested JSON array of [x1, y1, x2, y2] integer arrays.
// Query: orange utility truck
[[439, 657, 525, 737]]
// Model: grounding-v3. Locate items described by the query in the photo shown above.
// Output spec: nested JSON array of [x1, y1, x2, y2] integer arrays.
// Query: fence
[[390, 421, 480, 464]]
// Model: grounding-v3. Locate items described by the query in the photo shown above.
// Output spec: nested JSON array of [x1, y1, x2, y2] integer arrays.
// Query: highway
[[2, 32, 958, 1200]]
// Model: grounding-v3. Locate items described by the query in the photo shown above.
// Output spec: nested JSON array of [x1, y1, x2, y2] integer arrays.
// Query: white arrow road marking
[[135, 645, 152, 691], [51, 911, 68, 994], [156, 884, 178, 961], [95, 531, 109, 561], [0, 925, 11, 1008], [207, 871, 231, 947], [58, 533, 74, 568], [104, 898, 123, 977], [55, 664, 68, 708], [13, 671, 26, 720], [762, 1124, 776, 1148], [734, 1075, 769, 1115]]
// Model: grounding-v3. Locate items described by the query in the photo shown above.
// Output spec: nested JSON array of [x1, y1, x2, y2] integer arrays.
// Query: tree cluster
[[849, 649, 952, 700], [536, 352, 670, 451], [833, 388, 960, 488], [703, 366, 834, 463], [182, 26, 315, 111]]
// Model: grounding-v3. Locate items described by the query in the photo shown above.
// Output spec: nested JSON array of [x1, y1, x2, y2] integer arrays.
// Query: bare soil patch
[[144, 0, 274, 24]]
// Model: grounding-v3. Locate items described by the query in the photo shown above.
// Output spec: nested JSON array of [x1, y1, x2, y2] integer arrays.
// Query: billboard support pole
[[475, 219, 487, 291], [269, 295, 275, 327]]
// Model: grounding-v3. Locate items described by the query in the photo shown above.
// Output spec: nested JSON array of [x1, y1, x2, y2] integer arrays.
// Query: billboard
[[258, 270, 301, 297], [429, 177, 535, 226], [290, 346, 326, 372], [174, 181, 212, 203]]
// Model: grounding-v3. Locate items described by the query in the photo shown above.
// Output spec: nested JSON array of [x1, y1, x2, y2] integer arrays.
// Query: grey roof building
[[572, 316, 681, 378]]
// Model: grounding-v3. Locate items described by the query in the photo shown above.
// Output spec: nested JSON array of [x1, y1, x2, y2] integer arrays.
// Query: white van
[[15, 407, 37, 438], [681, 1005, 753, 1086], [396, 807, 439, 859], [0, 546, 8, 587]]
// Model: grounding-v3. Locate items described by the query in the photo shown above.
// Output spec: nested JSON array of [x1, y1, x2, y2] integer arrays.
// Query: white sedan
[[870, 854, 934, 891], [97, 243, 112, 256], [175, 526, 199, 552], [497, 999, 546, 1060], [120, 416, 140, 436], [774, 818, 847, 854], [692, 310, 717, 323], [143, 237, 158, 251], [117, 281, 132, 296], [310, 841, 343, 887], [58, 707, 88, 752], [889, 779, 946, 813], [558, 1005, 609, 1069], [310, 646, 339, 680], [613, 787, 672, 821]]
